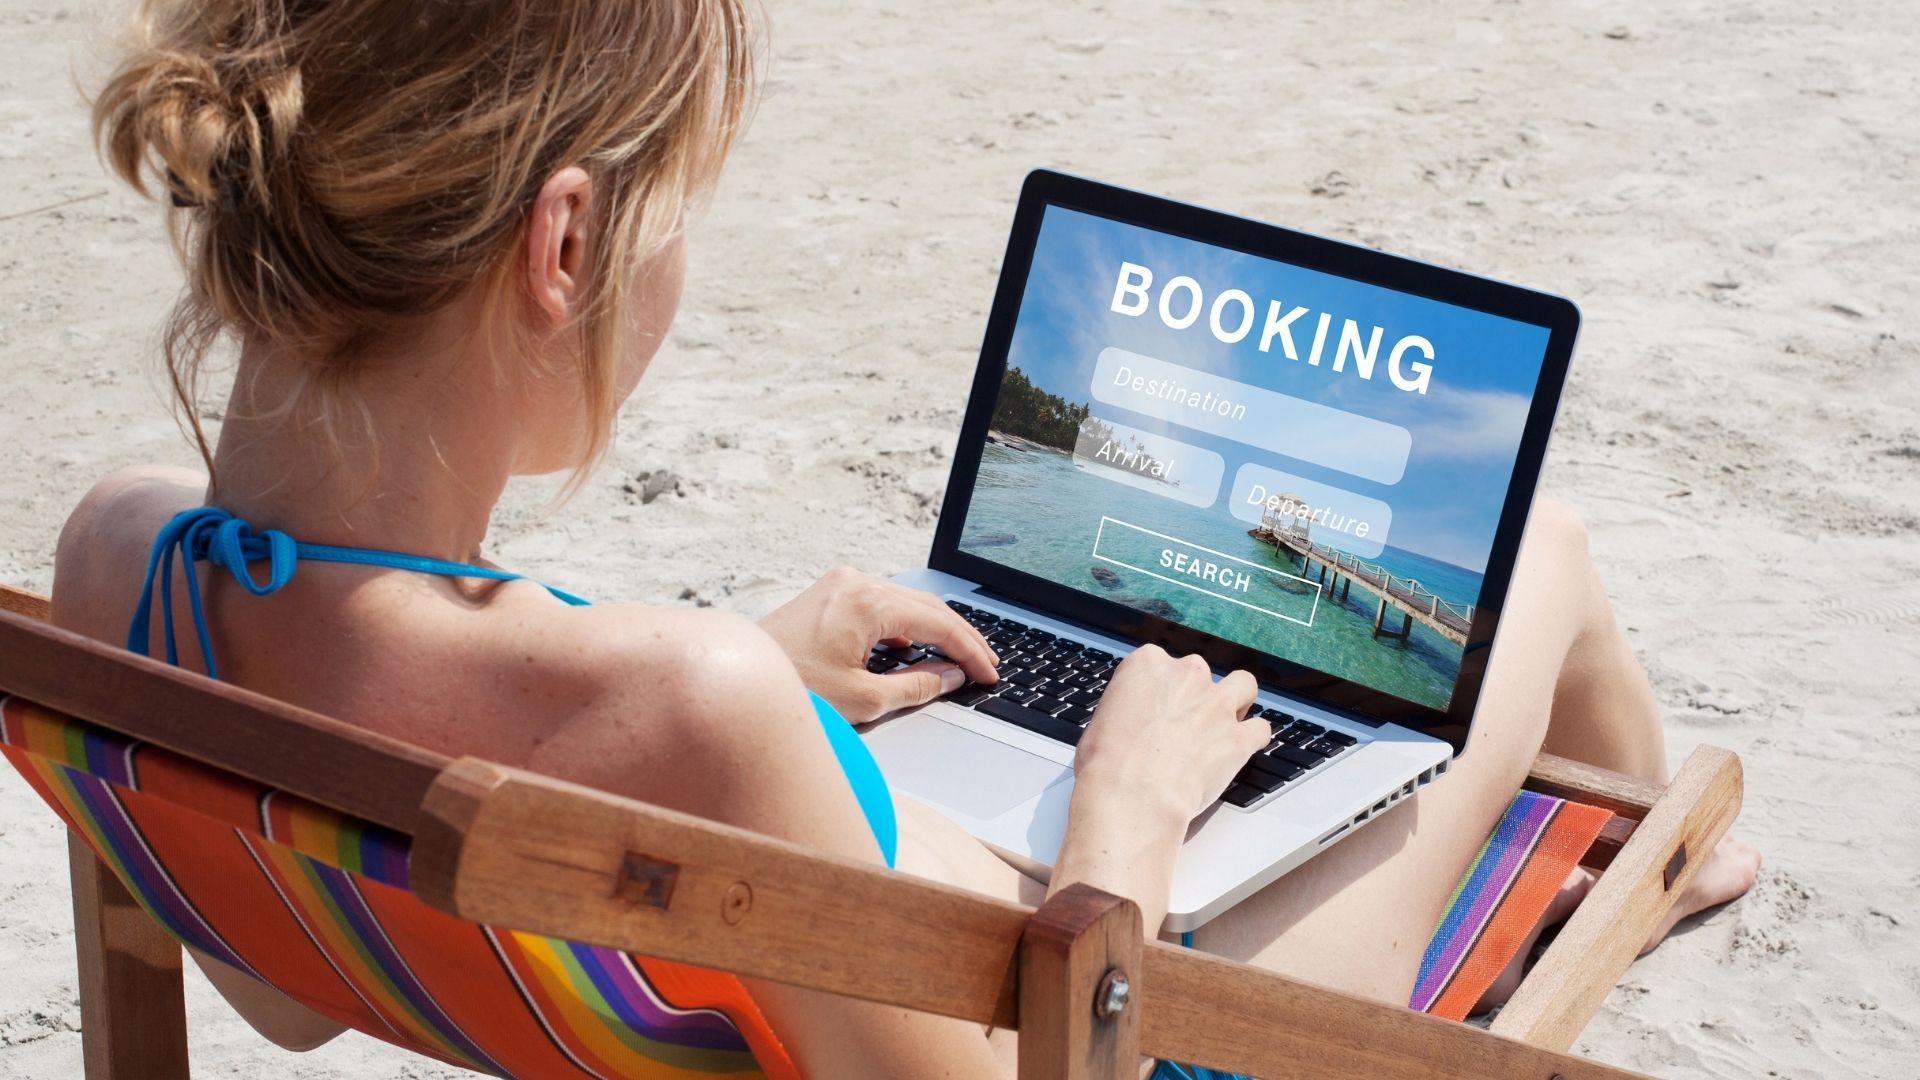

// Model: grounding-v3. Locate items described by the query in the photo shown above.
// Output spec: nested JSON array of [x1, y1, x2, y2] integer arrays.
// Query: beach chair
[[0, 582, 1742, 1079]]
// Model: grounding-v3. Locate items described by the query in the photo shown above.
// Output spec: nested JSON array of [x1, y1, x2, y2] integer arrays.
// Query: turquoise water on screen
[[959, 442, 1481, 710]]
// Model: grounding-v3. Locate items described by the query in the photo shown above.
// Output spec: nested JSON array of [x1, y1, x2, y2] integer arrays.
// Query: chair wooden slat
[[1136, 945, 1649, 1080], [411, 757, 1033, 1026], [0, 605, 448, 836], [1526, 751, 1663, 818], [0, 584, 49, 622]]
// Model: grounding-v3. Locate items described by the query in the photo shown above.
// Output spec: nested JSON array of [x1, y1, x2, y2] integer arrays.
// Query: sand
[[2, 0, 1917, 1076]]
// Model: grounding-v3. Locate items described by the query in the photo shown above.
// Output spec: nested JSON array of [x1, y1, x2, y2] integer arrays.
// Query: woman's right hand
[[1072, 645, 1271, 824]]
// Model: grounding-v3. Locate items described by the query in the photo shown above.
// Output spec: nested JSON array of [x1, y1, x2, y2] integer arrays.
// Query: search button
[[1090, 517, 1321, 627]]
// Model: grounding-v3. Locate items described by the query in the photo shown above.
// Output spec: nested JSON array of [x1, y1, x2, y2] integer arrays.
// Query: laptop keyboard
[[865, 599, 1361, 809]]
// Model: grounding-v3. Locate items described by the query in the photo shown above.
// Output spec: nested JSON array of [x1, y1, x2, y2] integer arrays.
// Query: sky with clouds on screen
[[1004, 205, 1553, 573]]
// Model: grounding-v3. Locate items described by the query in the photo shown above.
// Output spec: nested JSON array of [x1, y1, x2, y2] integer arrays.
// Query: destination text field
[[1090, 347, 1413, 485]]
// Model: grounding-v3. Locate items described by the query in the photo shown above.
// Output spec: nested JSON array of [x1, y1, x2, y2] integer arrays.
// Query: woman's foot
[[1641, 833, 1763, 954]]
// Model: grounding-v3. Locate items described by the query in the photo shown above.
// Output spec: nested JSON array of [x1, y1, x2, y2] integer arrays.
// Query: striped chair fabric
[[0, 695, 797, 1080]]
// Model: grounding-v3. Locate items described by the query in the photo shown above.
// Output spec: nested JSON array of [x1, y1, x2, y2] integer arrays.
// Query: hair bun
[[95, 44, 302, 212]]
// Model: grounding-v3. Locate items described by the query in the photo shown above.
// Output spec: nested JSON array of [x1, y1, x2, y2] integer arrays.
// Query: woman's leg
[[1190, 499, 1683, 1003]]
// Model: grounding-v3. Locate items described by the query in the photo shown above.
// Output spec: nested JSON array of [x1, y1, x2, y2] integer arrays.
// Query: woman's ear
[[524, 166, 595, 327]]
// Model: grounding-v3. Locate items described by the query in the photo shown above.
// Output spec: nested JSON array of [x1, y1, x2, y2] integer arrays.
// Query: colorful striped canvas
[[0, 695, 795, 1080], [1408, 788, 1613, 1020]]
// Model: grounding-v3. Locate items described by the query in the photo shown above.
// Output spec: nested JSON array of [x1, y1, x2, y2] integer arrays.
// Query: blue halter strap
[[128, 506, 588, 680]]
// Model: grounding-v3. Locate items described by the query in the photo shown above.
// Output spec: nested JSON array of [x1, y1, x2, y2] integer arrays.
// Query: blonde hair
[[92, 0, 756, 480]]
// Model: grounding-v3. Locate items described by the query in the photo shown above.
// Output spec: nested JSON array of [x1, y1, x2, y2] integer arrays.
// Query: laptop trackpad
[[871, 716, 1071, 822]]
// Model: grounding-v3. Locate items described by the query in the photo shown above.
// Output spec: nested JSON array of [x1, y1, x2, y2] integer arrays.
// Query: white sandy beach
[[2, 0, 1917, 1076]]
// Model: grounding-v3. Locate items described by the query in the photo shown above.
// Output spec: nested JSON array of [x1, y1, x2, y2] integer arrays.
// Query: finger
[[1110, 643, 1165, 681], [873, 660, 966, 713], [894, 585, 998, 667], [1218, 669, 1260, 716], [1236, 714, 1273, 756], [871, 589, 999, 684]]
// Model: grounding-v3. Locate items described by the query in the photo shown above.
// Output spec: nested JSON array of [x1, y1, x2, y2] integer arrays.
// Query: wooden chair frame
[[0, 585, 1742, 1079]]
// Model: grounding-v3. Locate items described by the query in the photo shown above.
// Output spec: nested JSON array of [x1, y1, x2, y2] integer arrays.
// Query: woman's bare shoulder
[[52, 465, 206, 634], [489, 600, 789, 710]]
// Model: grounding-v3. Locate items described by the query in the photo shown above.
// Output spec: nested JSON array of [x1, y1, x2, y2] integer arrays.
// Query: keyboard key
[[1006, 670, 1046, 688], [1029, 695, 1071, 715], [1267, 743, 1323, 770], [1220, 783, 1265, 808], [1243, 754, 1302, 783], [946, 600, 973, 614], [977, 696, 1084, 745], [1001, 686, 1040, 705], [946, 683, 995, 707], [1082, 649, 1114, 665], [866, 655, 900, 674], [1302, 739, 1342, 758], [1291, 720, 1328, 740], [1232, 764, 1288, 792], [1059, 704, 1093, 725], [881, 645, 927, 665], [1322, 729, 1357, 747]]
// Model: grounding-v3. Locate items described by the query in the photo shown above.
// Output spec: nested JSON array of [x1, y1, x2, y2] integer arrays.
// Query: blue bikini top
[[129, 505, 897, 867]]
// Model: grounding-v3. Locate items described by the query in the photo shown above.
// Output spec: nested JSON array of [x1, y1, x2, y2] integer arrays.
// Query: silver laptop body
[[860, 171, 1580, 933]]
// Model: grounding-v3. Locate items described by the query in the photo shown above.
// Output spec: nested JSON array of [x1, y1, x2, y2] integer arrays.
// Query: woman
[[52, 0, 1758, 1075]]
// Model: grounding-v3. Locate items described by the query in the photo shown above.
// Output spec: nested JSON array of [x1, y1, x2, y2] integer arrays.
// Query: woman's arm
[[1050, 651, 1268, 935]]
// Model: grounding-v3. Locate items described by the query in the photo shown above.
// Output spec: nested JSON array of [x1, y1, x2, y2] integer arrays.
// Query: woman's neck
[[207, 314, 523, 563]]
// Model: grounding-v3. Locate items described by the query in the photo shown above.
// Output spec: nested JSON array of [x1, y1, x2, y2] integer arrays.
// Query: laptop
[[861, 170, 1580, 932]]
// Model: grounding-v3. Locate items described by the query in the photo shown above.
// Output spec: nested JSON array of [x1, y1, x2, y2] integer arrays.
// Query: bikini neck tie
[[128, 505, 587, 680]]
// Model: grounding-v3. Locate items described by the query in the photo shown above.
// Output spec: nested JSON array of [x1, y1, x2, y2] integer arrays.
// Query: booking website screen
[[959, 205, 1553, 711]]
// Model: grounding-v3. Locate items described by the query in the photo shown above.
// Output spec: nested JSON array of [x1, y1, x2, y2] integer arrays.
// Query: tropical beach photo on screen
[[958, 205, 1555, 710]]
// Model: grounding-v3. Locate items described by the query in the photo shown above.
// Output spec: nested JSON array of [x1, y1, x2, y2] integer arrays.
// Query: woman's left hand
[[758, 567, 999, 723]]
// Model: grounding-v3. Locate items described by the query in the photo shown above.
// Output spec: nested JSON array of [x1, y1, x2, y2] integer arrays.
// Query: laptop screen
[[954, 201, 1556, 714]]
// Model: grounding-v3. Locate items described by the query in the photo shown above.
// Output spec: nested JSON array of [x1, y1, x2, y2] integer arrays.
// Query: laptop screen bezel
[[927, 170, 1581, 755]]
